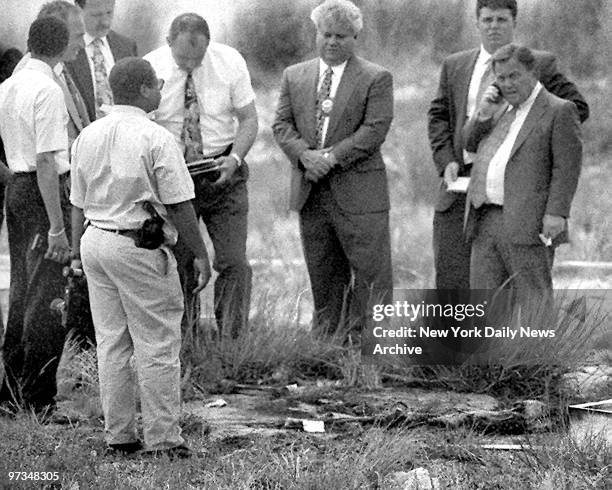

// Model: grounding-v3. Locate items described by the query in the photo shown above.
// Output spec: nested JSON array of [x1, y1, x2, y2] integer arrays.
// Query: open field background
[[1, 1, 611, 488]]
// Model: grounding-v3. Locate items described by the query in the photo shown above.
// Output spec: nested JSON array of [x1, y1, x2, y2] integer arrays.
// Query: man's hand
[[301, 149, 335, 182], [443, 161, 460, 187], [213, 155, 240, 186], [542, 214, 566, 241], [477, 84, 504, 120], [193, 256, 212, 294], [45, 229, 71, 263]]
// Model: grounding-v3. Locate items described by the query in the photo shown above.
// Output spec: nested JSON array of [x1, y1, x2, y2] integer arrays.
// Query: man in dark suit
[[427, 0, 588, 290], [273, 0, 394, 337], [463, 43, 582, 292], [66, 0, 137, 121]]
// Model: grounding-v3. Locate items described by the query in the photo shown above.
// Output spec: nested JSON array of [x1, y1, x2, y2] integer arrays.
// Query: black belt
[[92, 225, 140, 240]]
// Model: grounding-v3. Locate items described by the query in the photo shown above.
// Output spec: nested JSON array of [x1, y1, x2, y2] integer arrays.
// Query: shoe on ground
[[143, 443, 197, 459], [105, 441, 144, 456]]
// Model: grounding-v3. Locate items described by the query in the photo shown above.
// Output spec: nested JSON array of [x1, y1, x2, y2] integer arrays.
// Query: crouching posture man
[[70, 57, 211, 457]]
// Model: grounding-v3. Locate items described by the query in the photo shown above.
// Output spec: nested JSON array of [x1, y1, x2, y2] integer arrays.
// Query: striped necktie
[[316, 66, 333, 149], [469, 105, 517, 208]]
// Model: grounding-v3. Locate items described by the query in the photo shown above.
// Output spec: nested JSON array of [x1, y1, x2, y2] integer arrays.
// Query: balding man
[[144, 13, 258, 341], [273, 0, 394, 339]]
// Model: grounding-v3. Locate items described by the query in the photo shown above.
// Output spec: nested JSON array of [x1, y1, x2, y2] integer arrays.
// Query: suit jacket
[[65, 30, 137, 122], [463, 88, 582, 245], [272, 55, 393, 213], [428, 48, 588, 212]]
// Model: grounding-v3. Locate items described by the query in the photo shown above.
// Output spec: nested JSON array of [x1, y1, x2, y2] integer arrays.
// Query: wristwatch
[[229, 152, 242, 167]]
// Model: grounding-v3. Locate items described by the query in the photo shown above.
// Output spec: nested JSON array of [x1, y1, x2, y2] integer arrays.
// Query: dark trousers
[[300, 181, 393, 336], [174, 163, 251, 341], [469, 205, 554, 292], [433, 195, 471, 290], [0, 172, 70, 409]]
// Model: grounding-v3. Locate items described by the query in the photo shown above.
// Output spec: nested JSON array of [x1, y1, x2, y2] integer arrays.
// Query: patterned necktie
[[316, 66, 333, 149], [181, 71, 204, 163], [469, 105, 517, 208], [91, 38, 113, 118]]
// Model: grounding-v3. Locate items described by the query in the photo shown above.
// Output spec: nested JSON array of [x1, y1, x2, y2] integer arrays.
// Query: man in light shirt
[[273, 0, 394, 338], [144, 13, 258, 341], [427, 0, 588, 291], [0, 17, 71, 413], [66, 0, 137, 121], [463, 44, 582, 292], [70, 57, 211, 457]]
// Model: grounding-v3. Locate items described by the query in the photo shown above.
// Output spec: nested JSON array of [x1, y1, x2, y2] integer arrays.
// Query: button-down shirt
[[0, 58, 69, 173], [144, 42, 255, 157], [486, 82, 543, 204], [317, 59, 347, 147], [70, 105, 195, 244]]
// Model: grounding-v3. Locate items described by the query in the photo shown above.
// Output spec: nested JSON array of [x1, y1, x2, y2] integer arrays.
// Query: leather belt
[[93, 225, 140, 240]]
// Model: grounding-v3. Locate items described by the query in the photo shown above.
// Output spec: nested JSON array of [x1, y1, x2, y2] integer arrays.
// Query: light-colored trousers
[[81, 226, 185, 450]]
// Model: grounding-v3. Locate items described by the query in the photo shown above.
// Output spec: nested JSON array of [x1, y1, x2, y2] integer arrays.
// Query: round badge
[[321, 98, 334, 114]]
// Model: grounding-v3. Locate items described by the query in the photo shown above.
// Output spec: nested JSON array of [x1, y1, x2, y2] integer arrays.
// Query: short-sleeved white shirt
[[0, 58, 69, 173], [70, 105, 195, 245], [144, 42, 255, 156]]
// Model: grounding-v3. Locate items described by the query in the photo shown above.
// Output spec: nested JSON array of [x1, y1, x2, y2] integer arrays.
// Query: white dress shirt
[[70, 105, 195, 244], [0, 58, 69, 173], [486, 82, 543, 204], [317, 59, 347, 147], [144, 42, 255, 157], [464, 46, 493, 165], [84, 33, 115, 100]]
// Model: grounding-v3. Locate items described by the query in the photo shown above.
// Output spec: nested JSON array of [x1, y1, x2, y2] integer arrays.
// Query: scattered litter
[[205, 399, 227, 408], [285, 384, 300, 393], [302, 420, 325, 433]]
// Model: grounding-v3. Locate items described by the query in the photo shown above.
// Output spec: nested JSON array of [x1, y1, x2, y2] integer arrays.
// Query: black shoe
[[106, 441, 143, 455], [144, 443, 195, 459]]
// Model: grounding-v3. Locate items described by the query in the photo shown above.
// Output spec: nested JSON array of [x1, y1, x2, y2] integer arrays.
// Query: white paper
[[446, 176, 470, 193]]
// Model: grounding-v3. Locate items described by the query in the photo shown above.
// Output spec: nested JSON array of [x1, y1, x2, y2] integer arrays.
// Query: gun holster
[[135, 202, 165, 250]]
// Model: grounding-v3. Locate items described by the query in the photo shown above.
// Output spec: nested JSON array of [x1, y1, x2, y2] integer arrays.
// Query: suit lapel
[[300, 60, 319, 147], [508, 90, 548, 160], [325, 56, 360, 145], [107, 30, 126, 60], [457, 49, 479, 122]]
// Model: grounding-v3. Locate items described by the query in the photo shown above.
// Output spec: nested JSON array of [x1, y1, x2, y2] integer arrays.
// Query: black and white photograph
[[0, 0, 610, 488]]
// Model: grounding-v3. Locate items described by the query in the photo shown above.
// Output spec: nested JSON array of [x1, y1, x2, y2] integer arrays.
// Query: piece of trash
[[481, 444, 529, 451], [285, 384, 299, 392], [538, 233, 552, 247], [205, 398, 227, 408], [302, 420, 325, 433]]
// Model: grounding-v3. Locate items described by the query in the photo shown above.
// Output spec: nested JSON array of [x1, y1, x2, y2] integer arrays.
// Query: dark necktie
[[316, 66, 333, 149], [469, 105, 517, 208], [181, 71, 204, 163]]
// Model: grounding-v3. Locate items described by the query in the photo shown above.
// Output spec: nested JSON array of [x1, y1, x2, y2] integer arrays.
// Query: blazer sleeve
[[462, 114, 494, 153], [547, 101, 582, 217], [331, 69, 394, 169], [427, 59, 457, 176], [271, 69, 310, 168], [538, 53, 589, 123]]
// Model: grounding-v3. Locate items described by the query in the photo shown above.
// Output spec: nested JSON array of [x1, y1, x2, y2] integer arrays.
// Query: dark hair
[[0, 48, 24, 83], [476, 0, 518, 20], [74, 0, 86, 8], [28, 16, 69, 58], [109, 57, 157, 104], [492, 43, 535, 71], [38, 0, 80, 22], [168, 13, 210, 42]]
